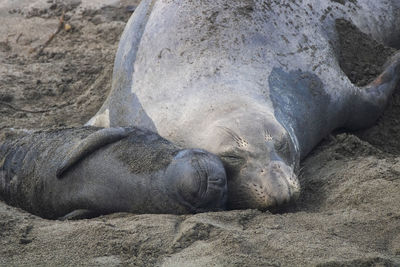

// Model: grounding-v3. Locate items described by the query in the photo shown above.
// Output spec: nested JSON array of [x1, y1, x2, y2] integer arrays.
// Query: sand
[[1, 1, 399, 266]]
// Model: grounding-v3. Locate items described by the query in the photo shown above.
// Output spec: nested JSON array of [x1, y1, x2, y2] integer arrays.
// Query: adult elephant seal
[[88, 0, 400, 210], [0, 127, 227, 219]]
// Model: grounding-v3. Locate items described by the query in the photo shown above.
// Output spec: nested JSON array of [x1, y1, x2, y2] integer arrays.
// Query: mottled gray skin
[[88, 0, 400, 210], [0, 127, 227, 219]]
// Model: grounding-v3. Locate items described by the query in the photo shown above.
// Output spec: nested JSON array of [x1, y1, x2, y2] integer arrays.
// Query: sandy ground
[[1, 0, 400, 266]]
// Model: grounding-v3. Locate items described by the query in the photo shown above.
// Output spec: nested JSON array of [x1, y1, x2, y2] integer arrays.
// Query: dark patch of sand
[[336, 19, 397, 87]]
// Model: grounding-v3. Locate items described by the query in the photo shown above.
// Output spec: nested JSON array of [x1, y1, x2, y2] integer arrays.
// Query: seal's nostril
[[175, 155, 228, 212]]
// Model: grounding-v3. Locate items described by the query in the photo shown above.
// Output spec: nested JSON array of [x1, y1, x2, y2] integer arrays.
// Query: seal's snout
[[229, 160, 300, 210], [166, 149, 228, 213], [267, 161, 300, 204]]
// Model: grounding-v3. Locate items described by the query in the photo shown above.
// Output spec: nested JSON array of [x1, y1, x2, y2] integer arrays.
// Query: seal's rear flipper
[[59, 209, 100, 220], [56, 127, 130, 178], [345, 52, 400, 130]]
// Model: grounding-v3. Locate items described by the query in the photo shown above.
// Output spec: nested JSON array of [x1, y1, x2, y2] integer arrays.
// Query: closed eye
[[219, 153, 245, 168], [274, 139, 287, 152], [273, 134, 294, 165]]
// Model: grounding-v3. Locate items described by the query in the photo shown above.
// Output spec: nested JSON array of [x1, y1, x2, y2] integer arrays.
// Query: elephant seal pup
[[0, 127, 227, 219], [88, 0, 400, 210]]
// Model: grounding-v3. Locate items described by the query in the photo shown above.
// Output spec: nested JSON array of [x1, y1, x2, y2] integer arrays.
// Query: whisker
[[217, 126, 242, 143]]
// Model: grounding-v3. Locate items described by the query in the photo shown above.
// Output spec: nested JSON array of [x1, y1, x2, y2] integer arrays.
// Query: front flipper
[[86, 0, 156, 128], [56, 127, 130, 178], [58, 209, 100, 220]]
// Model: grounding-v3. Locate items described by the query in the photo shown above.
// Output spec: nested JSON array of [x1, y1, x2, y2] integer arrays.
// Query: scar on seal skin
[[0, 127, 227, 219]]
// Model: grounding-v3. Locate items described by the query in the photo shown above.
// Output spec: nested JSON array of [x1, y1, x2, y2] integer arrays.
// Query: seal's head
[[200, 110, 300, 211], [164, 149, 228, 212]]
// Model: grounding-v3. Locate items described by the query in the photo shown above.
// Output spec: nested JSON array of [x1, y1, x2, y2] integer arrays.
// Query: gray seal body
[[88, 0, 400, 210], [0, 127, 227, 219]]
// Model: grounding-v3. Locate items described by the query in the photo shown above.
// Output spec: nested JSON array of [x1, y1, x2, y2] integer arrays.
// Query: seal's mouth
[[227, 161, 300, 211]]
